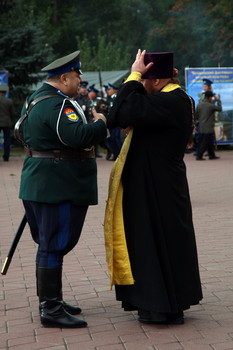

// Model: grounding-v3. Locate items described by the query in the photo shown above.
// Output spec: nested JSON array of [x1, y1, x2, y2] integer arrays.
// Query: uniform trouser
[[197, 133, 216, 159], [106, 127, 123, 160], [0, 127, 11, 160], [23, 200, 88, 268]]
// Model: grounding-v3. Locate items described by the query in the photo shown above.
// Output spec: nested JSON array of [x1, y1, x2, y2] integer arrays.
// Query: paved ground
[[0, 148, 233, 350]]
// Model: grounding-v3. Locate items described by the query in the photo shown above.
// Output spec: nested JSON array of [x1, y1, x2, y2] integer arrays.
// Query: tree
[[144, 0, 233, 84], [0, 1, 53, 110], [208, 0, 233, 66], [76, 32, 131, 71], [0, 0, 232, 95]]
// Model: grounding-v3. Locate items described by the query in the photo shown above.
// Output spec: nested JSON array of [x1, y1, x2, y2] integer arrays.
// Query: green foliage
[[0, 24, 52, 106], [207, 0, 233, 65], [0, 0, 232, 95], [76, 32, 131, 71], [143, 0, 233, 84]]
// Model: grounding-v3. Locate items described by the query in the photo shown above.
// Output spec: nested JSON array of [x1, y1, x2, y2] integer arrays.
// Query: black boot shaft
[[37, 267, 87, 328], [37, 267, 62, 302]]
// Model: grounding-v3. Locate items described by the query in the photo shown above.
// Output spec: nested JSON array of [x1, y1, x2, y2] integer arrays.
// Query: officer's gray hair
[[47, 75, 61, 82]]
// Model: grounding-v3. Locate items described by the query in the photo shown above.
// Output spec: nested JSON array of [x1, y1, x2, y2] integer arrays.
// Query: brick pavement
[[0, 149, 233, 350]]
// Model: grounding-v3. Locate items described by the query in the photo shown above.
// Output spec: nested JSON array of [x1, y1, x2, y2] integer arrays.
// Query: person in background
[[84, 84, 104, 157], [106, 83, 118, 105], [104, 49, 202, 325], [83, 84, 99, 123], [16, 50, 107, 328], [198, 78, 218, 102], [105, 83, 124, 160], [195, 90, 222, 160], [76, 80, 89, 116], [0, 84, 15, 161], [195, 78, 220, 154]]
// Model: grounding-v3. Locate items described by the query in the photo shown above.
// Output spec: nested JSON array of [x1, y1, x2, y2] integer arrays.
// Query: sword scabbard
[[1, 214, 27, 275], [1, 257, 11, 275]]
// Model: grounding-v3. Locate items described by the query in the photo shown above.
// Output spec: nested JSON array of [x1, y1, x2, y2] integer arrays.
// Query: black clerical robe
[[105, 81, 202, 313]]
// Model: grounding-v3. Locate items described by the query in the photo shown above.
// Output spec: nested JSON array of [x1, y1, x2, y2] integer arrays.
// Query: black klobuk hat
[[142, 52, 174, 79]]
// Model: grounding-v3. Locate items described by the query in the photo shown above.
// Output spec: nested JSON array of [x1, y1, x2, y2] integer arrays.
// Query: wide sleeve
[[107, 81, 146, 129], [107, 81, 184, 130]]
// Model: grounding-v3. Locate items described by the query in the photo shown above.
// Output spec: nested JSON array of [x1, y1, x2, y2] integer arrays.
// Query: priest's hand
[[131, 49, 154, 76]]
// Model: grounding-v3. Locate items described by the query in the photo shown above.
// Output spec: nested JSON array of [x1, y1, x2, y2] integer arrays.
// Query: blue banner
[[0, 71, 9, 97], [0, 71, 8, 85], [185, 67, 233, 145]]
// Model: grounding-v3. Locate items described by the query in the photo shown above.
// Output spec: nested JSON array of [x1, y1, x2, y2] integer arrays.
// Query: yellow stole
[[104, 82, 180, 289]]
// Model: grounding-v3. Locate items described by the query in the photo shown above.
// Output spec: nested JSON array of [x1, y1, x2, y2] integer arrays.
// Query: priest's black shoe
[[166, 311, 184, 325], [122, 301, 138, 311], [138, 309, 184, 325], [138, 309, 167, 324]]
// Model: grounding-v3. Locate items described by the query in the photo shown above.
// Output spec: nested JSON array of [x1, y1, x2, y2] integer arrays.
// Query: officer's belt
[[24, 147, 95, 161]]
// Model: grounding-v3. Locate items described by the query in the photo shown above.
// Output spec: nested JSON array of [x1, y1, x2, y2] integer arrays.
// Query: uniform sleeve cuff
[[124, 72, 142, 84]]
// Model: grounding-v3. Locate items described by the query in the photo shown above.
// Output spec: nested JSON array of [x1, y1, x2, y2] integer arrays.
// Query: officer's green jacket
[[19, 83, 107, 205]]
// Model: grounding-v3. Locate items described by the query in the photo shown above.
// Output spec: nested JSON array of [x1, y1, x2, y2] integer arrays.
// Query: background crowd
[[0, 0, 232, 111]]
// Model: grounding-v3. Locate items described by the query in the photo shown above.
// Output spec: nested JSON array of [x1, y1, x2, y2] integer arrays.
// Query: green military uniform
[[195, 92, 222, 159], [15, 50, 107, 329], [19, 82, 106, 205]]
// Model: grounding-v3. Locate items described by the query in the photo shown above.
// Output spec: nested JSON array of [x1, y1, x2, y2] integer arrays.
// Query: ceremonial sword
[[1, 214, 27, 275]]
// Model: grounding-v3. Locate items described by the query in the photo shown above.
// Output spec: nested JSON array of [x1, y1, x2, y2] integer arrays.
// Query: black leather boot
[[36, 265, 82, 315], [37, 267, 87, 328]]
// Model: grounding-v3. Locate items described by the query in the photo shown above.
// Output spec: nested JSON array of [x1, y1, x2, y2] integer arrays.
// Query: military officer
[[84, 84, 99, 122], [0, 84, 15, 161], [105, 83, 124, 161], [196, 78, 220, 154], [16, 50, 107, 328], [75, 80, 89, 117], [195, 90, 222, 160], [105, 83, 119, 108]]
